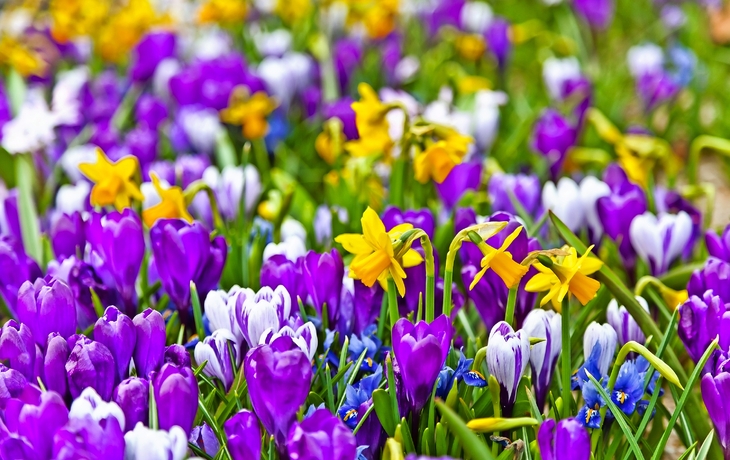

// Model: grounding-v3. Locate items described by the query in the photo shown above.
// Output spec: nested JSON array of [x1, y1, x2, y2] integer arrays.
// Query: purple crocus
[[0, 391, 70, 459], [0, 319, 36, 380], [50, 212, 86, 260], [629, 211, 693, 275], [0, 363, 29, 409], [537, 418, 591, 460], [194, 329, 240, 390], [302, 249, 344, 328], [135, 93, 168, 130], [286, 408, 358, 460], [86, 209, 145, 315], [244, 335, 312, 445], [225, 410, 261, 460], [131, 31, 177, 82], [488, 173, 542, 217], [607, 297, 648, 346], [65, 336, 115, 400], [151, 363, 199, 435], [150, 219, 227, 321], [573, 0, 614, 30], [689, 258, 730, 304], [323, 98, 358, 140], [0, 236, 42, 315], [51, 413, 125, 460], [113, 377, 149, 432], [382, 207, 436, 240], [701, 360, 730, 458], [132, 308, 166, 378], [678, 290, 726, 363], [236, 285, 292, 348], [260, 254, 306, 304], [435, 161, 482, 209], [523, 309, 562, 410], [391, 315, 454, 412], [708, 225, 730, 263], [94, 306, 136, 382], [532, 109, 577, 180], [333, 39, 363, 94], [44, 332, 70, 397], [485, 17, 511, 69], [487, 321, 530, 416], [16, 277, 76, 347]]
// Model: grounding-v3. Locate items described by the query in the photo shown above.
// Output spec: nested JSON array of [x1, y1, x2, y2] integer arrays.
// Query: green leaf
[[675, 442, 698, 460], [585, 371, 645, 460], [190, 282, 206, 341], [435, 422, 448, 457], [7, 68, 26, 116], [435, 400, 496, 460], [373, 389, 396, 437], [89, 288, 106, 321], [215, 130, 237, 169], [397, 417, 416, 454], [695, 429, 715, 460], [16, 154, 42, 265]]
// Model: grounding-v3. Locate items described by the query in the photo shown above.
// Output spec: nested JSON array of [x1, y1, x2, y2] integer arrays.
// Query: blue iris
[[435, 351, 483, 399], [572, 342, 603, 390], [577, 380, 606, 429], [611, 360, 644, 415], [337, 365, 383, 429]]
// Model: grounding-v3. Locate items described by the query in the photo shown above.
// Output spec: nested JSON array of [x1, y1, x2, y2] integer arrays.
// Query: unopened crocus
[[523, 309, 562, 409], [50, 211, 86, 260], [2, 391, 70, 459], [532, 110, 577, 179], [244, 336, 312, 445], [302, 249, 344, 327], [94, 306, 136, 382], [629, 211, 693, 275], [0, 319, 36, 380], [194, 329, 240, 390], [260, 322, 318, 361], [0, 363, 28, 409], [123, 423, 188, 460], [133, 308, 166, 378], [87, 209, 145, 315], [542, 178, 584, 233], [286, 408, 358, 460], [68, 387, 126, 431], [66, 336, 115, 400], [205, 286, 249, 343], [52, 413, 125, 460], [164, 344, 191, 368], [392, 315, 454, 412], [236, 285, 293, 348], [135, 94, 168, 130], [260, 254, 305, 304], [151, 363, 199, 435], [435, 161, 482, 209], [114, 377, 149, 432], [225, 410, 261, 460], [201, 164, 261, 220], [44, 333, 70, 397], [573, 0, 614, 30], [16, 277, 76, 347], [382, 207, 436, 240], [150, 219, 227, 319], [537, 418, 591, 460], [679, 291, 726, 363], [701, 368, 730, 457], [583, 322, 618, 376], [488, 173, 541, 217], [607, 296, 648, 346], [486, 17, 511, 69], [130, 31, 177, 82], [487, 321, 530, 416], [0, 236, 42, 314], [707, 225, 730, 263]]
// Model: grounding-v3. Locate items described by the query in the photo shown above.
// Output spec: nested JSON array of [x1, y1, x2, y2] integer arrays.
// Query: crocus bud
[[123, 423, 188, 460], [487, 321, 530, 416], [260, 322, 318, 361], [583, 322, 617, 377], [542, 178, 584, 233], [0, 319, 36, 380], [286, 408, 358, 460], [0, 363, 28, 409], [69, 386, 126, 431], [224, 410, 261, 460], [607, 296, 648, 346], [52, 414, 125, 460], [488, 173, 542, 217], [95, 306, 136, 382], [16, 278, 77, 346], [532, 110, 577, 179], [151, 363, 198, 435], [537, 418, 591, 460], [131, 31, 176, 82], [244, 336, 312, 445], [523, 309, 562, 410], [688, 258, 730, 304], [678, 291, 726, 363], [194, 329, 240, 390], [114, 378, 149, 432], [50, 211, 86, 260], [302, 249, 344, 326], [10, 391, 70, 459], [573, 0, 614, 30], [706, 225, 730, 263], [164, 344, 191, 368], [629, 211, 693, 276], [237, 285, 292, 348], [66, 336, 116, 401], [391, 315, 454, 412], [44, 332, 70, 397], [260, 254, 305, 305], [205, 287, 249, 343], [133, 309, 165, 378]]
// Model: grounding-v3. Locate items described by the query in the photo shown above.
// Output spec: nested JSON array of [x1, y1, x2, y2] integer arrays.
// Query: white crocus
[[460, 1, 494, 33], [2, 88, 60, 154], [124, 423, 187, 460], [583, 322, 618, 376], [56, 182, 91, 215], [236, 285, 292, 348], [542, 56, 582, 101], [629, 211, 693, 275], [260, 321, 318, 361], [542, 177, 584, 232], [579, 176, 611, 239], [69, 387, 126, 431]]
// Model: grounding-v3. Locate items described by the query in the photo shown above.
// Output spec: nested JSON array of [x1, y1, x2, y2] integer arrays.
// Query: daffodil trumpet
[[442, 221, 510, 317], [183, 180, 225, 231]]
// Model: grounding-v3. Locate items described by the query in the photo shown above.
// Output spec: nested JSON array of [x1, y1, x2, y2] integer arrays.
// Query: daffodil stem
[[505, 287, 517, 327], [561, 297, 572, 419], [421, 235, 436, 323], [184, 182, 225, 231], [442, 246, 459, 317], [387, 277, 399, 331], [253, 138, 270, 185]]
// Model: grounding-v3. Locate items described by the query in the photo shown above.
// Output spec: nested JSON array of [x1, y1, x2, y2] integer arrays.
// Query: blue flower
[[577, 380, 606, 429], [611, 360, 644, 415], [337, 365, 383, 429], [572, 342, 604, 390], [349, 325, 386, 372], [435, 351, 483, 399]]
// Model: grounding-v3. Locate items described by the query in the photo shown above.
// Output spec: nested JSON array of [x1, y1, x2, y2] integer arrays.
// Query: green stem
[[184, 181, 225, 231], [388, 278, 399, 330], [253, 137, 270, 185], [421, 235, 436, 323], [16, 154, 42, 265], [561, 297, 572, 419], [505, 287, 517, 327], [442, 270, 453, 318]]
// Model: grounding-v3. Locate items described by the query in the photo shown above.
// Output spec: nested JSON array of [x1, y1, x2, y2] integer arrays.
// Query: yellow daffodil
[[635, 276, 688, 310], [220, 87, 278, 140], [413, 131, 472, 184], [50, 0, 109, 43], [335, 207, 422, 296], [468, 226, 529, 290], [361, 0, 399, 39], [276, 0, 311, 24], [79, 148, 143, 211], [96, 0, 168, 63], [0, 37, 44, 77], [142, 173, 193, 227], [345, 83, 393, 157], [525, 245, 603, 309], [455, 34, 486, 61], [198, 0, 248, 24]]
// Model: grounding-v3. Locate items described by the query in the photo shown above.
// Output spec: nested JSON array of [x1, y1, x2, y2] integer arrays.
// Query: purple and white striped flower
[[629, 211, 693, 275], [522, 309, 562, 410], [487, 321, 530, 416], [194, 329, 241, 390], [607, 296, 648, 346], [69, 387, 126, 432], [260, 321, 318, 361], [236, 285, 293, 348], [583, 322, 618, 376], [205, 286, 253, 344]]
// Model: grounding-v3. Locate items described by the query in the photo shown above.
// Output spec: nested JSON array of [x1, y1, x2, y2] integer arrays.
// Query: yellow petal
[[498, 226, 524, 253], [401, 249, 423, 268], [335, 234, 374, 255], [469, 265, 489, 291], [569, 272, 601, 305], [491, 252, 529, 289], [114, 156, 140, 179], [525, 273, 556, 292], [361, 207, 387, 248]]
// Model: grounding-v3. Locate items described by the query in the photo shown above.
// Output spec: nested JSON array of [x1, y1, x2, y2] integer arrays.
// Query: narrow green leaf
[[398, 417, 417, 454], [695, 430, 715, 460], [190, 282, 206, 341], [7, 68, 26, 115], [352, 403, 376, 435], [373, 389, 396, 437], [435, 422, 448, 457], [675, 442, 698, 460], [338, 348, 367, 410], [435, 400, 496, 460], [89, 288, 106, 321], [149, 381, 158, 430], [16, 154, 42, 264]]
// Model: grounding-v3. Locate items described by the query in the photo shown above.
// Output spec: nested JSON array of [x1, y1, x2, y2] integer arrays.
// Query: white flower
[[583, 322, 618, 376], [542, 177, 584, 232], [394, 56, 420, 83], [124, 423, 187, 460], [192, 29, 232, 60], [60, 144, 98, 183], [487, 322, 530, 402], [607, 296, 649, 345], [194, 329, 240, 389], [257, 52, 314, 108], [460, 2, 494, 33], [627, 43, 664, 78], [579, 176, 610, 239], [236, 285, 292, 347], [253, 28, 292, 57], [205, 286, 252, 344], [56, 182, 90, 215], [201, 164, 261, 220], [542, 57, 582, 100], [629, 211, 693, 275], [281, 218, 307, 242], [522, 309, 561, 381], [69, 387, 126, 431], [52, 67, 89, 126], [263, 236, 306, 263], [261, 321, 318, 361], [180, 107, 222, 153], [2, 89, 59, 154], [153, 58, 181, 100], [472, 90, 508, 151]]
